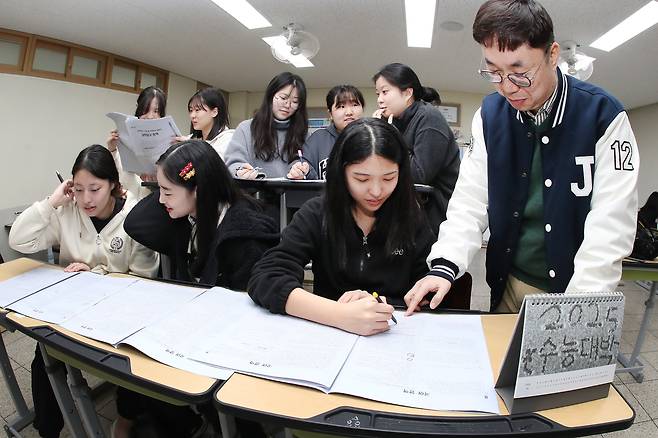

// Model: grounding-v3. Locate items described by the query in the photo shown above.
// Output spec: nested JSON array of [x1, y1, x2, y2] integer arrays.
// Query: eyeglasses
[[274, 94, 300, 108], [478, 60, 544, 88]]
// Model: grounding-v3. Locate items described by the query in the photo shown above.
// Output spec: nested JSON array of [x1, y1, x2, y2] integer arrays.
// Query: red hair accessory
[[179, 162, 195, 181]]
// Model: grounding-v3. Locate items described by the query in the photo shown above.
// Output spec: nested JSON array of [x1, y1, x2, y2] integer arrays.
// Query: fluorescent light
[[405, 0, 437, 48], [590, 0, 658, 51], [210, 0, 271, 30], [262, 36, 314, 68]]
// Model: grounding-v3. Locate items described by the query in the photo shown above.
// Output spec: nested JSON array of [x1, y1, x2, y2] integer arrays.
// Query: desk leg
[[280, 192, 288, 233], [0, 333, 34, 434], [38, 343, 87, 438], [217, 412, 237, 438], [617, 280, 657, 383], [65, 365, 106, 438]]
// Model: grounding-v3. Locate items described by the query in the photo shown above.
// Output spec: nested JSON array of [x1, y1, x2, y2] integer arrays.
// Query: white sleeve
[[111, 149, 146, 199], [426, 108, 489, 279], [567, 111, 639, 293], [8, 199, 61, 254]]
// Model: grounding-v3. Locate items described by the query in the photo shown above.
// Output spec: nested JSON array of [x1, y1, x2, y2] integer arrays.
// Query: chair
[[439, 272, 473, 310]]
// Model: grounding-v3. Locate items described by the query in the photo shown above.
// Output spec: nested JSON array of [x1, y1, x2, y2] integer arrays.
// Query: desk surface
[[215, 314, 634, 437], [0, 258, 219, 405], [622, 258, 658, 281]]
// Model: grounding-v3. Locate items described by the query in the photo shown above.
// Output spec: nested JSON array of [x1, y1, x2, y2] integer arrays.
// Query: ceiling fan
[[266, 23, 320, 67], [558, 41, 596, 81]]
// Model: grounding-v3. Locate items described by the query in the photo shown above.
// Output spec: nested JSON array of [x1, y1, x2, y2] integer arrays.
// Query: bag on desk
[[631, 221, 658, 260]]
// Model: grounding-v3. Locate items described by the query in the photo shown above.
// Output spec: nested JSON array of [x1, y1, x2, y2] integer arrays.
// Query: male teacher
[[406, 0, 639, 313]]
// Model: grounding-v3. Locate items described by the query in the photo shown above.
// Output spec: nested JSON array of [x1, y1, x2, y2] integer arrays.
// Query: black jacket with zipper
[[248, 196, 435, 314], [124, 191, 279, 289]]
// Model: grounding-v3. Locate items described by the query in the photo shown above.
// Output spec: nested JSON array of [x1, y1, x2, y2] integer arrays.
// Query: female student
[[225, 72, 308, 179], [106, 85, 168, 195], [120, 139, 278, 437], [9, 145, 158, 438], [288, 84, 365, 180], [183, 87, 234, 159], [248, 118, 436, 336], [373, 63, 461, 233]]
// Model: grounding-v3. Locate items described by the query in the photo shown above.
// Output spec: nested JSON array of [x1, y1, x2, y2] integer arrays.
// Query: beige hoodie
[[9, 194, 158, 278]]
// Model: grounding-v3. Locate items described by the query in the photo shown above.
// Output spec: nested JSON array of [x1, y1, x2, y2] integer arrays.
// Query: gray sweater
[[225, 118, 292, 178]]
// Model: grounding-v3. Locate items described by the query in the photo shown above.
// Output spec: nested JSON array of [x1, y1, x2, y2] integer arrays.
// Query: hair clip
[[179, 162, 196, 181]]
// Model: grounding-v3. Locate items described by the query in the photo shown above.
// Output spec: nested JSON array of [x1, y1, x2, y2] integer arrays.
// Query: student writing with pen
[[225, 72, 308, 179], [248, 118, 435, 336]]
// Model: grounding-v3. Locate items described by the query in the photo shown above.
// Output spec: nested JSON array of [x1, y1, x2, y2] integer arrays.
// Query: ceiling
[[2, 0, 657, 109]]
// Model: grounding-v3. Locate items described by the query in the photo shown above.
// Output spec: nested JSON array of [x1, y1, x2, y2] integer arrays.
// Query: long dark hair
[[188, 88, 229, 141], [325, 118, 421, 269], [373, 63, 439, 104], [251, 72, 308, 162], [135, 86, 167, 118], [72, 145, 123, 198], [156, 140, 243, 276]]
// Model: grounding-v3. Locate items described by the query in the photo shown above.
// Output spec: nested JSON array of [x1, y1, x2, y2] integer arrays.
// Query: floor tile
[[5, 335, 36, 368], [602, 419, 658, 437], [0, 365, 32, 419], [616, 384, 652, 423], [626, 380, 658, 420], [622, 330, 658, 353]]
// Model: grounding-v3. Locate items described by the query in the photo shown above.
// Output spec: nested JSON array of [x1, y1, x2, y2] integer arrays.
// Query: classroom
[[1, 0, 658, 437]]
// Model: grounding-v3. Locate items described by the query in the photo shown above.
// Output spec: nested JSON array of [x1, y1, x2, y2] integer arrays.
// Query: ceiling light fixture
[[262, 36, 314, 68], [405, 0, 437, 48], [590, 0, 658, 52], [210, 0, 271, 30]]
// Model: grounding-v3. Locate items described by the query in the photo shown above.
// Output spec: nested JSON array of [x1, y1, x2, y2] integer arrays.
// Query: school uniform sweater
[[187, 129, 235, 160], [248, 196, 435, 314], [224, 118, 294, 178], [9, 194, 158, 277], [124, 192, 279, 289], [294, 124, 339, 180], [393, 101, 461, 233], [427, 68, 639, 310]]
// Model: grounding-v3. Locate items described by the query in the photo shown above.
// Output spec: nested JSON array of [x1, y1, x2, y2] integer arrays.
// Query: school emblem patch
[[109, 236, 124, 253]]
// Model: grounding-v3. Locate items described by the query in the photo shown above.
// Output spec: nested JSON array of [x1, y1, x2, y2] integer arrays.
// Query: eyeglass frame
[[478, 51, 551, 88], [273, 93, 300, 108]]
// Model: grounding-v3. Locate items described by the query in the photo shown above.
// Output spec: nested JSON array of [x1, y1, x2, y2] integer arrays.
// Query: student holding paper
[[249, 118, 435, 336], [8, 145, 158, 438], [288, 84, 365, 180], [225, 72, 308, 179], [180, 87, 235, 160], [373, 63, 461, 233], [106, 86, 168, 196]]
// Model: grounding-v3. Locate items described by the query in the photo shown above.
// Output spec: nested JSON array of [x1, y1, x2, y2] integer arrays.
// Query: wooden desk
[[0, 258, 220, 438], [215, 314, 634, 437], [618, 259, 658, 382]]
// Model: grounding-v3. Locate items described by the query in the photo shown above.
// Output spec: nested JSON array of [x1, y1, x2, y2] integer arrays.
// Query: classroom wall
[[0, 72, 197, 211], [628, 102, 658, 206], [228, 87, 488, 143]]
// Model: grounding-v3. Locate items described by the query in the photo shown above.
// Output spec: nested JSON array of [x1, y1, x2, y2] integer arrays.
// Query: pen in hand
[[372, 292, 397, 324], [56, 171, 64, 183]]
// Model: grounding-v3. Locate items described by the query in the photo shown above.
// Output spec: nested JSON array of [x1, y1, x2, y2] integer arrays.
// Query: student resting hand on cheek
[[288, 84, 365, 180], [248, 118, 436, 336], [8, 145, 158, 438]]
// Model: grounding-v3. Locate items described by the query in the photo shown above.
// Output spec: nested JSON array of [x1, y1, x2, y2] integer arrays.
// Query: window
[[0, 27, 169, 94], [0, 31, 28, 72]]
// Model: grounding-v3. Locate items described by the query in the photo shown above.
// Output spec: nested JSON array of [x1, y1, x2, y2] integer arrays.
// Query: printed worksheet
[[330, 312, 500, 413], [123, 289, 239, 381], [184, 289, 359, 389], [0, 267, 76, 307], [61, 279, 206, 345], [9, 273, 136, 324], [107, 112, 182, 174]]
